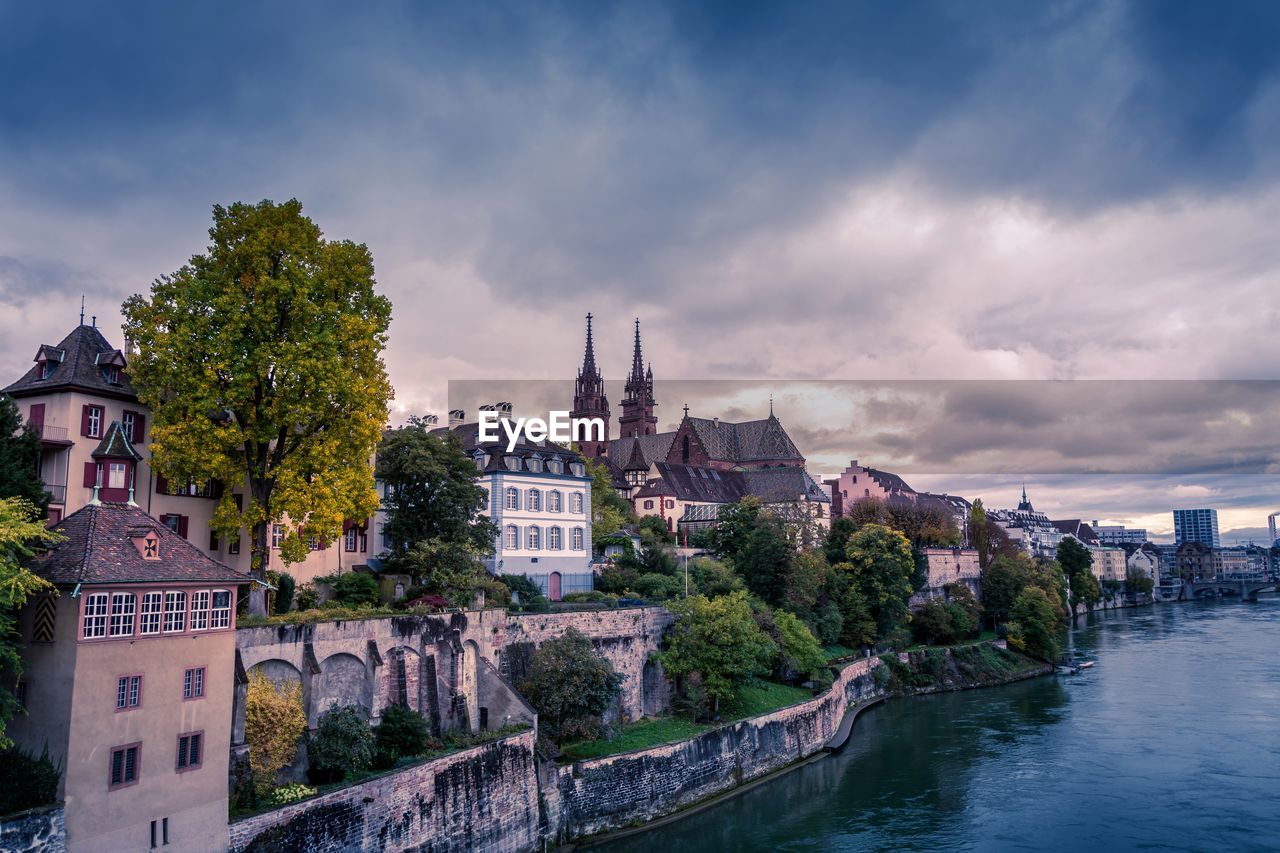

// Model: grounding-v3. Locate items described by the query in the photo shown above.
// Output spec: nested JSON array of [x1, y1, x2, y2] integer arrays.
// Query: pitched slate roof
[[1052, 519, 1100, 545], [863, 466, 915, 495], [607, 432, 676, 469], [3, 324, 138, 400], [650, 462, 830, 505], [685, 414, 804, 464], [91, 420, 143, 461], [430, 422, 587, 475], [29, 502, 249, 586]]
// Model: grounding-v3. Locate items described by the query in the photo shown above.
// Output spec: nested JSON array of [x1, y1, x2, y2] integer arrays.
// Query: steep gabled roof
[[91, 420, 143, 461], [650, 462, 829, 505], [30, 502, 249, 586], [608, 432, 676, 469], [683, 414, 804, 465], [3, 324, 139, 400], [1052, 519, 1100, 545]]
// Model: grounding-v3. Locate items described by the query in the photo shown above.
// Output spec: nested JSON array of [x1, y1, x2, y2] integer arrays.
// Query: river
[[596, 598, 1280, 852]]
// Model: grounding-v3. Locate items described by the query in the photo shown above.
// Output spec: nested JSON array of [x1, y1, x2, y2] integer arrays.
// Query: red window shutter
[[83, 462, 99, 488], [29, 404, 45, 426], [81, 405, 92, 437], [178, 515, 189, 539], [155, 474, 168, 495], [133, 414, 146, 444]]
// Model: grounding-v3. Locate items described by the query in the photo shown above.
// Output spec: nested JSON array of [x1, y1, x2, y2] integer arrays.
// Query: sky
[[2, 1, 1278, 540]]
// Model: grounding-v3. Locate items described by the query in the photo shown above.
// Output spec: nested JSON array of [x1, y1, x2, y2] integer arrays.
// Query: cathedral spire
[[629, 318, 645, 384], [581, 312, 598, 377]]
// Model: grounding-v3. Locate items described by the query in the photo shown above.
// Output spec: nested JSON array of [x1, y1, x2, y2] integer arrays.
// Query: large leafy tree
[[582, 455, 633, 548], [840, 523, 916, 638], [657, 591, 777, 715], [519, 628, 623, 742], [708, 498, 792, 606], [1057, 537, 1100, 621], [122, 199, 392, 613], [1008, 587, 1061, 662], [0, 498, 60, 747], [0, 396, 46, 511], [376, 419, 496, 604]]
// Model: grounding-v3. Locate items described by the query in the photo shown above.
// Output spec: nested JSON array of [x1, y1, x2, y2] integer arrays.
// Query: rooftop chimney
[[448, 409, 466, 428]]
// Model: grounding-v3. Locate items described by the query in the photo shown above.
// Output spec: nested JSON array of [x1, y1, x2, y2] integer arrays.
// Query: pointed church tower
[[619, 318, 658, 438], [571, 313, 610, 456]]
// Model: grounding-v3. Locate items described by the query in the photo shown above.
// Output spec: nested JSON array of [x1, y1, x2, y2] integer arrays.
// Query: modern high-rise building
[[1173, 508, 1220, 548]]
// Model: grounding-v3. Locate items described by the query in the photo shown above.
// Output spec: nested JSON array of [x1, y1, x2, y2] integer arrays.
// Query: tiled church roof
[[30, 502, 249, 586], [3, 324, 138, 400], [650, 462, 829, 505], [685, 414, 803, 463]]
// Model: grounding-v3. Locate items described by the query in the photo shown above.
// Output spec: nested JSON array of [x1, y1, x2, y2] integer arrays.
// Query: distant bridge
[[1183, 579, 1278, 602]]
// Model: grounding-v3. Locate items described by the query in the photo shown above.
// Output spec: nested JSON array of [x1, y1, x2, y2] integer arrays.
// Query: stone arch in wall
[[315, 653, 371, 722], [461, 640, 481, 733], [250, 658, 303, 692], [383, 646, 423, 712]]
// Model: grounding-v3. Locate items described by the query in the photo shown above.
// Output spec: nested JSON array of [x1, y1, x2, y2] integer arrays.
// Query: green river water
[[597, 598, 1280, 852]]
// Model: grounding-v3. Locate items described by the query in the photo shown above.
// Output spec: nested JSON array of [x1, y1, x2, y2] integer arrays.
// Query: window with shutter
[[83, 462, 100, 488]]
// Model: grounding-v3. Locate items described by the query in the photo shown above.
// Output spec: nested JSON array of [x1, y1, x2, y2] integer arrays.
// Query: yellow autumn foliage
[[244, 671, 307, 794]]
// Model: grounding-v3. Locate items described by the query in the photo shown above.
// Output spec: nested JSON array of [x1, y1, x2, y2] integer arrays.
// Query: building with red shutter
[[10, 500, 248, 851], [2, 320, 367, 584]]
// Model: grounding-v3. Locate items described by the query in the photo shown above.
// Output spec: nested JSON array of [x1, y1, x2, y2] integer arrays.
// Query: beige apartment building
[[2, 322, 368, 584], [11, 500, 249, 851]]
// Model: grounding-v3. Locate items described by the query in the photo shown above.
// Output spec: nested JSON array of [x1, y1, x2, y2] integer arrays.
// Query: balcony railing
[[30, 422, 69, 442], [44, 484, 67, 504]]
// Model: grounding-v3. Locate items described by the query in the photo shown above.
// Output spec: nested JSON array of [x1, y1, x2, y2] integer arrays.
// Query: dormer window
[[103, 366, 120, 384], [527, 457, 543, 473], [39, 361, 54, 380], [132, 532, 161, 561], [570, 462, 585, 477], [504, 456, 521, 472]]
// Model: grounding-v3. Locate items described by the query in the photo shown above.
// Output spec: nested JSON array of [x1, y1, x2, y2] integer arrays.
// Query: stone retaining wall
[[0, 804, 66, 853], [542, 656, 884, 841], [227, 729, 539, 853]]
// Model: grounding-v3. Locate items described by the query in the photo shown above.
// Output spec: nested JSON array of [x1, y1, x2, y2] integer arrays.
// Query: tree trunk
[[247, 517, 270, 616]]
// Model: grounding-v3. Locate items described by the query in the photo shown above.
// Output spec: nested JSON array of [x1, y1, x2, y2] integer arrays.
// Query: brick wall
[[0, 804, 66, 852], [542, 656, 883, 841], [228, 729, 539, 853]]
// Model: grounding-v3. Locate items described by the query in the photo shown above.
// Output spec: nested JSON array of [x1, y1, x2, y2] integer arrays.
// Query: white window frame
[[504, 525, 519, 550], [109, 592, 136, 637], [87, 406, 102, 438], [505, 487, 519, 510], [571, 527, 584, 551], [162, 591, 187, 633], [527, 489, 541, 511], [548, 527, 562, 550], [210, 590, 232, 629], [139, 592, 163, 635], [82, 593, 109, 639], [527, 526, 541, 550], [548, 490, 562, 512], [189, 590, 210, 631], [570, 492, 584, 514], [107, 461, 127, 490]]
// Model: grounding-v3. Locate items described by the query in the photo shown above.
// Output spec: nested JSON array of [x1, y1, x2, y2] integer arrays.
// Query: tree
[[1057, 538, 1100, 620], [823, 517, 858, 566], [829, 567, 877, 647], [771, 609, 827, 682], [519, 628, 623, 742], [1008, 587, 1061, 662], [272, 572, 296, 615], [583, 455, 634, 548], [687, 557, 743, 598], [982, 554, 1029, 627], [121, 199, 393, 614], [841, 523, 916, 638], [782, 549, 828, 615], [847, 497, 959, 547], [968, 499, 1017, 570], [329, 571, 380, 607], [398, 538, 490, 607], [375, 704, 431, 761], [657, 591, 777, 716], [945, 582, 982, 628], [310, 705, 375, 783], [0, 498, 59, 747], [637, 513, 675, 545], [708, 499, 792, 606], [0, 396, 46, 512], [244, 672, 307, 794], [912, 599, 954, 645], [1127, 568, 1155, 596], [376, 422, 496, 564]]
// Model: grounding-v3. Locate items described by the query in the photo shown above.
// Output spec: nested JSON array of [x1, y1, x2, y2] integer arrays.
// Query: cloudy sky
[[2, 2, 1278, 539]]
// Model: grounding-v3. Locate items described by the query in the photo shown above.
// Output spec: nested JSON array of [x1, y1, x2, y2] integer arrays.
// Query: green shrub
[[498, 574, 542, 602], [309, 706, 374, 783], [262, 782, 317, 807], [273, 572, 296, 615], [0, 745, 60, 815], [634, 572, 682, 601], [375, 705, 430, 761], [295, 583, 319, 611], [330, 573, 380, 607]]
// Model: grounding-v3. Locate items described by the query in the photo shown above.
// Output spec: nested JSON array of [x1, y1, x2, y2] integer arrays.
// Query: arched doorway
[[548, 571, 562, 601]]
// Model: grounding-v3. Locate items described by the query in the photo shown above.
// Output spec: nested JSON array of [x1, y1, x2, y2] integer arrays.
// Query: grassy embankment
[[559, 681, 813, 761]]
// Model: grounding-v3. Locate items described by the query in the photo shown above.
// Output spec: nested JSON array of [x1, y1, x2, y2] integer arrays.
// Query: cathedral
[[569, 315, 829, 535]]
